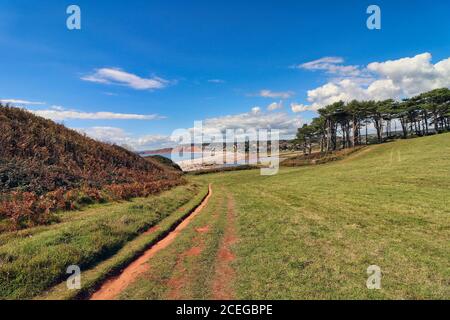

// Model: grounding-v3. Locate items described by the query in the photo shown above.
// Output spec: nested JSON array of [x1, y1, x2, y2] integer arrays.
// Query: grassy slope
[[0, 105, 183, 230], [119, 183, 231, 300], [0, 183, 208, 300], [122, 134, 450, 300], [0, 105, 179, 195]]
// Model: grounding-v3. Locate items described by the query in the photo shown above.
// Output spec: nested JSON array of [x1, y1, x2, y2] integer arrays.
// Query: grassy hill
[[0, 105, 183, 230], [0, 183, 208, 300], [145, 155, 183, 172], [119, 133, 450, 300], [0, 127, 448, 300]]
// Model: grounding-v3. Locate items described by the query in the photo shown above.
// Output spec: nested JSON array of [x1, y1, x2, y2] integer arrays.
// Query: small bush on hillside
[[146, 155, 183, 172], [282, 147, 364, 167]]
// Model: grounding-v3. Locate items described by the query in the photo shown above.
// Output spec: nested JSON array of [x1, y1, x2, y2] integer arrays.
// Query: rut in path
[[90, 184, 213, 300], [211, 192, 237, 300], [164, 191, 225, 299]]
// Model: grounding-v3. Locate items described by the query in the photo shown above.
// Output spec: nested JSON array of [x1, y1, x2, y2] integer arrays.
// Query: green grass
[[2, 134, 449, 300], [119, 184, 230, 300], [121, 133, 450, 300], [0, 183, 208, 300]]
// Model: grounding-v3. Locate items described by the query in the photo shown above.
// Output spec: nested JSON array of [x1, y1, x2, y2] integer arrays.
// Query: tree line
[[296, 88, 450, 154]]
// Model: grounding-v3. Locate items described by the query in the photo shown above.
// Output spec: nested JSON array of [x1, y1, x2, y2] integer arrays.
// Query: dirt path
[[212, 193, 237, 300], [90, 184, 213, 300], [165, 236, 206, 300], [164, 192, 225, 300]]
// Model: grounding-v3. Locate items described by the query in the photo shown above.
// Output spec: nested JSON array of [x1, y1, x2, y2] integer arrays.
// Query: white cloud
[[296, 56, 363, 77], [259, 89, 294, 99], [366, 52, 450, 97], [267, 101, 283, 111], [300, 53, 450, 110], [77, 106, 303, 151], [198, 108, 302, 137], [251, 106, 261, 114], [291, 103, 316, 113], [31, 108, 164, 121], [1, 99, 46, 105], [78, 127, 130, 143], [50, 105, 65, 111], [208, 79, 226, 84], [301, 56, 344, 67], [135, 134, 175, 149], [81, 68, 170, 90], [78, 126, 174, 151]]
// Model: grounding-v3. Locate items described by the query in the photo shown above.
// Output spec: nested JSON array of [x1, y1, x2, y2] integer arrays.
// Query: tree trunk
[[346, 122, 351, 149], [352, 118, 357, 147], [400, 118, 407, 138], [365, 124, 368, 145], [374, 118, 383, 143], [334, 123, 338, 150], [433, 112, 439, 133], [326, 118, 332, 152], [320, 135, 325, 153], [385, 120, 390, 138], [358, 124, 362, 145], [342, 124, 346, 149]]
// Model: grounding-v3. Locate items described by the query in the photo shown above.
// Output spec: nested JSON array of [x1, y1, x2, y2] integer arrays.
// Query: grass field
[[0, 183, 208, 300], [119, 183, 235, 300], [1, 133, 449, 300], [119, 133, 450, 300]]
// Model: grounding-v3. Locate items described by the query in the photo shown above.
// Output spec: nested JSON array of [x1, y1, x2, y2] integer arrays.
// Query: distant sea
[[151, 152, 204, 163], [149, 151, 276, 167]]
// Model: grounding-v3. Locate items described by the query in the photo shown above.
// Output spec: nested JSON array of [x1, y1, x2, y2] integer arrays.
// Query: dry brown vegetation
[[0, 105, 184, 230], [281, 147, 364, 167]]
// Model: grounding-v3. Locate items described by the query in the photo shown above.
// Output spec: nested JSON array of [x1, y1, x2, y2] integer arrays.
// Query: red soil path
[[212, 193, 237, 300], [90, 184, 213, 300]]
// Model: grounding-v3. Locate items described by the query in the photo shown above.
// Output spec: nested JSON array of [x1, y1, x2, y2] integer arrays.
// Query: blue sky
[[0, 0, 449, 150]]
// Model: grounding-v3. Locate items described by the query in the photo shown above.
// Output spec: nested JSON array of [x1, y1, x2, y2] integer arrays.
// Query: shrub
[[0, 105, 184, 230]]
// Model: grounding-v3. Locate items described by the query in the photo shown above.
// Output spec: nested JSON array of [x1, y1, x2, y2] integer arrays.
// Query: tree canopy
[[296, 88, 450, 154]]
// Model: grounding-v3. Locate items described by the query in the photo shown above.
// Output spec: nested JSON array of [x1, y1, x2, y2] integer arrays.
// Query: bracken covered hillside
[[0, 105, 183, 229]]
